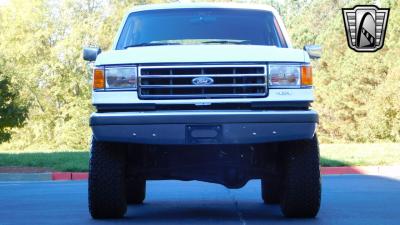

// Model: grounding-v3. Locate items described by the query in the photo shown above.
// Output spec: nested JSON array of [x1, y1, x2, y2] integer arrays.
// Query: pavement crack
[[227, 189, 247, 225]]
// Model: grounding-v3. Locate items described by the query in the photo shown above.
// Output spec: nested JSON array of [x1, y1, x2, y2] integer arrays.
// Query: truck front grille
[[138, 65, 267, 99]]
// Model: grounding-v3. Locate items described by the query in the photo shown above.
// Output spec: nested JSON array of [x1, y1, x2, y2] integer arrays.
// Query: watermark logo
[[342, 5, 390, 52]]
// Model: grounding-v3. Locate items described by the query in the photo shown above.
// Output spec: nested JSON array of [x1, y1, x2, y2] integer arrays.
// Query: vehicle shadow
[[124, 201, 284, 223], [86, 175, 400, 225]]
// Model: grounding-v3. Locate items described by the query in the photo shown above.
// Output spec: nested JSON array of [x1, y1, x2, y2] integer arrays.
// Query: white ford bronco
[[83, 3, 322, 219]]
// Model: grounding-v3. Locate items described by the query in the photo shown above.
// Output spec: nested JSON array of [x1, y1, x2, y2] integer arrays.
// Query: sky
[[0, 0, 9, 6]]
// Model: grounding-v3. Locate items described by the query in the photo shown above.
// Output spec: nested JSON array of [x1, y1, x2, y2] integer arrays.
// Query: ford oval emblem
[[192, 77, 214, 85]]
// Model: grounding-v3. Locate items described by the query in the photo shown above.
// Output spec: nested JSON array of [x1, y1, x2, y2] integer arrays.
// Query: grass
[[0, 151, 89, 172], [319, 143, 400, 167], [0, 143, 398, 172]]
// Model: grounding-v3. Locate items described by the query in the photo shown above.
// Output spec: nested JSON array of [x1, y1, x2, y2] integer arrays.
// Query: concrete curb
[[320, 166, 400, 176], [0, 172, 52, 181], [1, 166, 399, 182]]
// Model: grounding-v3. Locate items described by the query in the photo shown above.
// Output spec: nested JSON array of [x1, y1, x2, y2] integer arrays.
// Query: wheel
[[261, 176, 281, 204], [88, 136, 127, 219], [280, 135, 321, 218], [261, 143, 282, 204], [126, 178, 146, 204]]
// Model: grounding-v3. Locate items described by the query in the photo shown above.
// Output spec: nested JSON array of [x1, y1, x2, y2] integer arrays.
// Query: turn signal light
[[93, 68, 105, 89], [301, 65, 313, 86]]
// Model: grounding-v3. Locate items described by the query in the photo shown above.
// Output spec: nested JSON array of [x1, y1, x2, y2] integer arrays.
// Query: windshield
[[116, 8, 287, 49]]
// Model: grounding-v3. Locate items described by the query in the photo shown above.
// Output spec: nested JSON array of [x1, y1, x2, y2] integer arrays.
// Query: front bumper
[[90, 110, 318, 145]]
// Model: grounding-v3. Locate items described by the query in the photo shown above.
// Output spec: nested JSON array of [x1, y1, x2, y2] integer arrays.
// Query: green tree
[[0, 61, 27, 143], [285, 0, 400, 143]]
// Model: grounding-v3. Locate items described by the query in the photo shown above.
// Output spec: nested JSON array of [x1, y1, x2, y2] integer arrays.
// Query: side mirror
[[83, 47, 102, 61], [304, 45, 322, 59]]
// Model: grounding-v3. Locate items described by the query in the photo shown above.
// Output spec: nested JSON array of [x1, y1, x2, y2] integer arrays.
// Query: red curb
[[71, 172, 88, 180], [51, 166, 400, 180], [321, 167, 364, 175], [52, 172, 72, 180]]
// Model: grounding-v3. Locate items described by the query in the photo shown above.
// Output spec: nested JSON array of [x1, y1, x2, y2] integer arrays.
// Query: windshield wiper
[[124, 42, 181, 49], [201, 40, 250, 45]]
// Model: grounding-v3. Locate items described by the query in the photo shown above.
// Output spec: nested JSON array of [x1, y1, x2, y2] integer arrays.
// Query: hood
[[95, 45, 308, 65]]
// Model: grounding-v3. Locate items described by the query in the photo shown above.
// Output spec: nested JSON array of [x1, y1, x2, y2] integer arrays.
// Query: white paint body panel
[[93, 3, 314, 105], [95, 45, 306, 66], [93, 88, 314, 104]]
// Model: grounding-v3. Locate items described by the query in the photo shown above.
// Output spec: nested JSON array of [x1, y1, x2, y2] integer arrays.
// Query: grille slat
[[139, 65, 267, 99], [141, 84, 267, 88], [140, 74, 266, 78]]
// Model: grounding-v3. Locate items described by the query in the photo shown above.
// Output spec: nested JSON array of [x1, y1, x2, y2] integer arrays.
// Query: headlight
[[268, 64, 312, 88], [105, 66, 137, 90]]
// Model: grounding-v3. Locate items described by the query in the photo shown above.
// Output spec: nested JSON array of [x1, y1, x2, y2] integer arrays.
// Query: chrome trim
[[140, 84, 267, 88], [138, 64, 268, 99], [140, 74, 265, 78], [101, 65, 138, 91], [269, 86, 301, 89], [139, 64, 268, 69], [267, 63, 305, 89], [139, 93, 266, 99]]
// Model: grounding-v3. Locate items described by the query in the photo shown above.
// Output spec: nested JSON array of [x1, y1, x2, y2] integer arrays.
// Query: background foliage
[[0, 60, 27, 143], [0, 0, 398, 150]]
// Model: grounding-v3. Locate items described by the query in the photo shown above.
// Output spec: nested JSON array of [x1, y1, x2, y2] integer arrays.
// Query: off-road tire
[[280, 135, 321, 218], [126, 178, 146, 204], [261, 177, 281, 204], [88, 137, 127, 219]]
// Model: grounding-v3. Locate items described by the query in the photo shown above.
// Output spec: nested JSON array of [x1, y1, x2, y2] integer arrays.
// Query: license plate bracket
[[186, 125, 222, 144]]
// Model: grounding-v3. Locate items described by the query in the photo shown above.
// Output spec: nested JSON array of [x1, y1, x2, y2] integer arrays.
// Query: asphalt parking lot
[[0, 175, 399, 225]]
